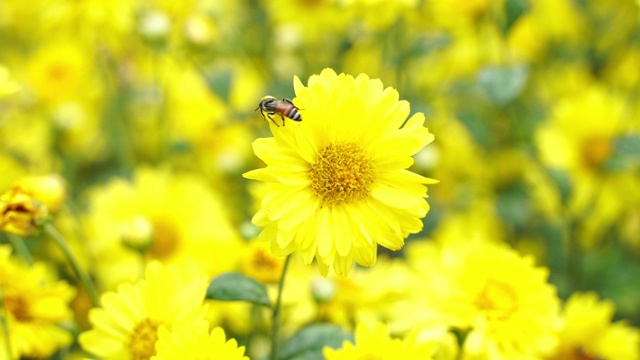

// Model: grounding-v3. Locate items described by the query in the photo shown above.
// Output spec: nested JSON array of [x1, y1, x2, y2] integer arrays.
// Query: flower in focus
[[0, 245, 76, 359], [545, 292, 640, 360], [0, 185, 49, 237], [153, 320, 250, 360], [406, 240, 560, 359], [244, 68, 437, 276], [0, 65, 19, 98], [79, 261, 209, 360], [322, 321, 436, 360]]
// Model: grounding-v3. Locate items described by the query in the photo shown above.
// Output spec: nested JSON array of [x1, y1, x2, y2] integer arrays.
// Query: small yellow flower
[[323, 321, 436, 360], [240, 240, 285, 284], [0, 185, 49, 237], [244, 68, 437, 276], [0, 245, 76, 359], [546, 292, 640, 360], [79, 262, 209, 360], [153, 320, 250, 360]]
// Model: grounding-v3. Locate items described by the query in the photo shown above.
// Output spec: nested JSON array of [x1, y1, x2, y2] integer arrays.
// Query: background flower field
[[1, 0, 639, 359]]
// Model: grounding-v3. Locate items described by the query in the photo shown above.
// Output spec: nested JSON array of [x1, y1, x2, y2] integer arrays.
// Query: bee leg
[[267, 113, 280, 127], [280, 114, 286, 126]]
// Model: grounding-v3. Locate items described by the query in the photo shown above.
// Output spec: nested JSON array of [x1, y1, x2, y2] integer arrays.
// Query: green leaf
[[604, 135, 640, 171], [477, 65, 528, 105], [545, 168, 572, 205], [495, 182, 532, 231], [409, 33, 451, 57], [203, 69, 233, 102], [278, 324, 352, 360], [504, 0, 530, 33], [206, 272, 271, 307]]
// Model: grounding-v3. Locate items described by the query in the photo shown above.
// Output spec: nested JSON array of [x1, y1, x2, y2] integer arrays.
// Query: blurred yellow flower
[[536, 87, 624, 175], [323, 321, 436, 360], [244, 68, 437, 276], [240, 239, 285, 284], [545, 292, 640, 360], [0, 185, 49, 237], [15, 174, 67, 213], [407, 241, 560, 359], [153, 320, 250, 360], [79, 261, 208, 360], [27, 42, 91, 105], [0, 65, 19, 98], [0, 245, 76, 359], [261, 0, 349, 44], [314, 257, 419, 331], [342, 0, 418, 30], [84, 167, 242, 289]]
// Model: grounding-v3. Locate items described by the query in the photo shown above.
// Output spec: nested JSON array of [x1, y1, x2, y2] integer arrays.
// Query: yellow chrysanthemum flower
[[322, 321, 436, 360], [0, 245, 76, 359], [79, 261, 208, 360], [153, 320, 249, 360], [545, 292, 640, 360], [27, 42, 91, 105], [406, 241, 560, 359], [244, 68, 437, 276], [84, 167, 242, 289]]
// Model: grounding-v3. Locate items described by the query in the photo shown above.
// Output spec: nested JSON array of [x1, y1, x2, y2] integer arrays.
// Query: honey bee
[[256, 96, 302, 127]]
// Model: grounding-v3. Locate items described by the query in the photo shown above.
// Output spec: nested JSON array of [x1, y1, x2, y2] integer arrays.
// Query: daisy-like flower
[[322, 321, 436, 360], [244, 68, 437, 276], [79, 261, 208, 360], [545, 292, 640, 360], [153, 320, 249, 360], [0, 245, 76, 359], [406, 240, 560, 359]]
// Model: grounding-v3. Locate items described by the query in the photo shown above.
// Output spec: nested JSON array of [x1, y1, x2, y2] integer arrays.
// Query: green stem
[[270, 255, 291, 360], [44, 223, 100, 307], [7, 235, 33, 266], [0, 286, 13, 360]]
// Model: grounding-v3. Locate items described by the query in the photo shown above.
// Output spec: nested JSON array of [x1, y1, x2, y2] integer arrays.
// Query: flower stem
[[270, 255, 291, 360], [0, 286, 13, 360], [44, 223, 100, 307], [7, 234, 33, 266]]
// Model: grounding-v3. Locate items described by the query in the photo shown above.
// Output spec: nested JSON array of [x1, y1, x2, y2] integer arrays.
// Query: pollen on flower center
[[309, 143, 375, 206], [475, 279, 519, 320], [3, 295, 30, 321], [129, 318, 162, 360]]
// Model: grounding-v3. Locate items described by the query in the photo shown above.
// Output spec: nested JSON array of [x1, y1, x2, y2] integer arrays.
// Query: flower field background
[[1, 0, 640, 359]]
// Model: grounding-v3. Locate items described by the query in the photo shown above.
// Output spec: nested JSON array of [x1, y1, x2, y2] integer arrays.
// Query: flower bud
[[0, 186, 49, 237]]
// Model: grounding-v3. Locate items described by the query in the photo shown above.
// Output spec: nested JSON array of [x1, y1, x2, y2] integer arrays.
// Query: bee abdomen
[[287, 108, 302, 121]]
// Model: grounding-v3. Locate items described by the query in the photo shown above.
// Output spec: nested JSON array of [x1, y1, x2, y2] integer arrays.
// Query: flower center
[[3, 295, 30, 321], [309, 143, 375, 207], [475, 279, 519, 321], [582, 135, 612, 170], [147, 221, 179, 261], [129, 318, 162, 360]]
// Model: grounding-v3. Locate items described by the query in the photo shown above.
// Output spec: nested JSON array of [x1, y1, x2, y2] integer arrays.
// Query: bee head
[[257, 96, 277, 111]]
